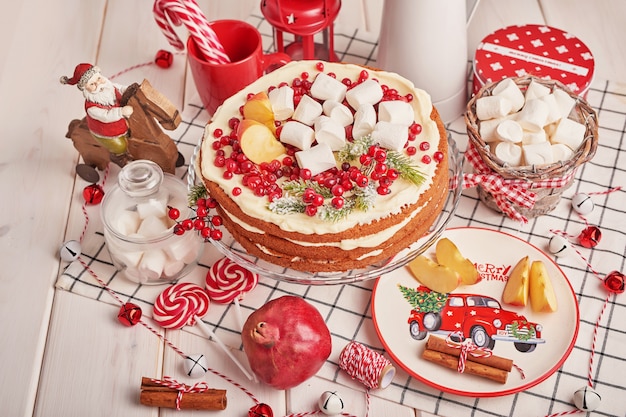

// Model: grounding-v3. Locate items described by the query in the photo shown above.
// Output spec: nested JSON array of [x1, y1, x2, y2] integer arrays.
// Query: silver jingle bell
[[572, 193, 594, 215], [184, 353, 209, 378], [318, 390, 345, 415], [60, 240, 81, 262], [548, 234, 570, 257], [573, 386, 601, 411]]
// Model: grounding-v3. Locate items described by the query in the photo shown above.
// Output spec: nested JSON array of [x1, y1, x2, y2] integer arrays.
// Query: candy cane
[[155, 0, 229, 63], [153, 0, 230, 64], [174, 0, 229, 63]]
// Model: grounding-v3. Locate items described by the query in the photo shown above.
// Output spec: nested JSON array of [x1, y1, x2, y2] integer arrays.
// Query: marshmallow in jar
[[101, 160, 202, 284], [474, 77, 587, 168]]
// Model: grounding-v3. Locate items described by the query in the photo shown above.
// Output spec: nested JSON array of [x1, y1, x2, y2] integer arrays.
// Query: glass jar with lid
[[101, 160, 203, 284]]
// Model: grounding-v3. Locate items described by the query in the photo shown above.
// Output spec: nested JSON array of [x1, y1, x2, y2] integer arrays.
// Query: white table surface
[[1, 1, 625, 416]]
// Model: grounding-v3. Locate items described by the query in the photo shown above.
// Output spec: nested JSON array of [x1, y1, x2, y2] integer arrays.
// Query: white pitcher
[[377, 0, 468, 123]]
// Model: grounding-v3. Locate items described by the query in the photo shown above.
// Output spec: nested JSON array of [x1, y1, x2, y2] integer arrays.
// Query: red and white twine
[[152, 0, 230, 64], [463, 142, 576, 223], [79, 165, 109, 242], [150, 376, 212, 410], [335, 341, 395, 417], [444, 332, 493, 373], [545, 188, 623, 417], [339, 341, 392, 390], [444, 332, 526, 379]]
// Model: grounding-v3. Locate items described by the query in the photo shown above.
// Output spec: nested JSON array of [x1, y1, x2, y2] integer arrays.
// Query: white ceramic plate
[[372, 227, 579, 397]]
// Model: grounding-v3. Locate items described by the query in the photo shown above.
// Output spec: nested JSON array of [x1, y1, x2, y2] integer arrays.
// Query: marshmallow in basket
[[475, 78, 582, 167]]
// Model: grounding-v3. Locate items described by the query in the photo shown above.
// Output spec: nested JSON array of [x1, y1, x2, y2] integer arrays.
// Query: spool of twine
[[339, 341, 395, 390]]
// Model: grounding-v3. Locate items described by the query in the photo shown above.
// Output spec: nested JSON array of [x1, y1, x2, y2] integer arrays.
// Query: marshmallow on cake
[[475, 78, 583, 167]]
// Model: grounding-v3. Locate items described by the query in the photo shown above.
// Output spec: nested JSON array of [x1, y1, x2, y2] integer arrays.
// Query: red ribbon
[[445, 332, 493, 373], [150, 376, 211, 410], [462, 143, 577, 223]]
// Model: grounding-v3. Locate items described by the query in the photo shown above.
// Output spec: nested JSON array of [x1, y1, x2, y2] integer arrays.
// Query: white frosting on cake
[[221, 198, 430, 251], [199, 61, 442, 237]]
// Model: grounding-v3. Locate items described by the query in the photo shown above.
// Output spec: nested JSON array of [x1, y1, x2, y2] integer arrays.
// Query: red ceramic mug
[[187, 20, 291, 115]]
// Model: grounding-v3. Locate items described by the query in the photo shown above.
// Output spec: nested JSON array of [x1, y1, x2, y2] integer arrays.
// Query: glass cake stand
[[188, 136, 463, 285]]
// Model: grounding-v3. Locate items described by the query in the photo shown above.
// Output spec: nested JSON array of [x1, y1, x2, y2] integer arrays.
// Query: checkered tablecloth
[[56, 15, 626, 417]]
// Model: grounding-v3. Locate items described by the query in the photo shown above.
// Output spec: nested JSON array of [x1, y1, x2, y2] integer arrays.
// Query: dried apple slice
[[407, 255, 461, 294], [435, 238, 480, 285], [502, 256, 530, 306], [237, 119, 286, 165], [529, 260, 558, 312]]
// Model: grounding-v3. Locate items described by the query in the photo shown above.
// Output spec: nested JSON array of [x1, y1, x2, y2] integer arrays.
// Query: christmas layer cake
[[196, 61, 449, 272]]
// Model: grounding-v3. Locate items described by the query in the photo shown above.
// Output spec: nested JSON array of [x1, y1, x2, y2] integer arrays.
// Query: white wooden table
[[2, 1, 625, 416]]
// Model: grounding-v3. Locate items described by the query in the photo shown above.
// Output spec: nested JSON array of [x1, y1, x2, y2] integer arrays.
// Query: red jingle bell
[[603, 271, 625, 294], [118, 303, 142, 326], [578, 226, 601, 248], [155, 50, 174, 68], [249, 403, 273, 417], [83, 184, 105, 205]]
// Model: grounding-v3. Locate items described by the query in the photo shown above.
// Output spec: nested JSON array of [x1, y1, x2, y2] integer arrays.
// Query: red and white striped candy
[[152, 0, 230, 64], [206, 257, 258, 303], [153, 283, 210, 329]]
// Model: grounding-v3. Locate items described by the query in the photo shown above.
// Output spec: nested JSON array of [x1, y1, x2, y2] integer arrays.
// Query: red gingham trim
[[463, 143, 577, 223]]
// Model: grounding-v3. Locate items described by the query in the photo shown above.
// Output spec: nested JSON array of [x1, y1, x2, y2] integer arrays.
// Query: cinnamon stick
[[422, 349, 509, 384], [140, 377, 227, 410], [426, 335, 513, 372]]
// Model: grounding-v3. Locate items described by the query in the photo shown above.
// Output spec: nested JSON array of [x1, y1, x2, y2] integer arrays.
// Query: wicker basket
[[465, 75, 599, 218]]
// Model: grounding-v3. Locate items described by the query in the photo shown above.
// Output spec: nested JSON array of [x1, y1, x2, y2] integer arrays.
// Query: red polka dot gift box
[[472, 24, 595, 98]]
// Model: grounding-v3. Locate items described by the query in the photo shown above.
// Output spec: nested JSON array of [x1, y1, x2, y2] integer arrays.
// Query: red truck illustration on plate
[[399, 285, 545, 353]]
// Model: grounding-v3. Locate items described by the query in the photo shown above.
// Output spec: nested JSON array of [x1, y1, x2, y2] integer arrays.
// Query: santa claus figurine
[[60, 63, 133, 164]]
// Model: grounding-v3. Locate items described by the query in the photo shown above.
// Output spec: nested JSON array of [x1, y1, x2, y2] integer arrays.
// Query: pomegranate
[[241, 295, 332, 389]]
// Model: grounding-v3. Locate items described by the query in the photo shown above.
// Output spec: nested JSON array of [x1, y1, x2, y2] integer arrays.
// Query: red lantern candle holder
[[261, 0, 341, 62]]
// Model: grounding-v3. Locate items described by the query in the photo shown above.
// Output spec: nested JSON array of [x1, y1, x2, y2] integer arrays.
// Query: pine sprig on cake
[[269, 179, 376, 221], [337, 135, 375, 162], [282, 179, 333, 198], [268, 196, 307, 215], [353, 183, 376, 211], [319, 198, 356, 222], [338, 135, 427, 187], [317, 185, 376, 221], [385, 152, 427, 186]]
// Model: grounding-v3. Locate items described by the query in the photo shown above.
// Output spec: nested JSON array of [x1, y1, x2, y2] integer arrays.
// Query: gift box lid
[[473, 24, 595, 96]]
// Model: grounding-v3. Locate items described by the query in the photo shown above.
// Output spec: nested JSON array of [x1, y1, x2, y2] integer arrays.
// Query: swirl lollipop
[[153, 282, 253, 380], [153, 283, 210, 329], [206, 257, 258, 329]]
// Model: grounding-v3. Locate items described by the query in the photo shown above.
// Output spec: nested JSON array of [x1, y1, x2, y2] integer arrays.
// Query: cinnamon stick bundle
[[140, 377, 227, 410], [422, 349, 509, 384], [426, 335, 513, 372], [421, 335, 512, 384]]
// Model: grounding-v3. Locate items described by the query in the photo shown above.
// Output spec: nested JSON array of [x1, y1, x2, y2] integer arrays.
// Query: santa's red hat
[[60, 63, 101, 90]]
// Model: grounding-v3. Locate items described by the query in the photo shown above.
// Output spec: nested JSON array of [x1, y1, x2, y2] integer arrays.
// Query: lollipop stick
[[193, 315, 254, 381], [231, 299, 258, 383], [233, 298, 245, 331]]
